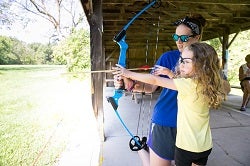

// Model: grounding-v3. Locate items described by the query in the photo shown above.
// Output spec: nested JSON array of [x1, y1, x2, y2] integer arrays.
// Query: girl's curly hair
[[176, 43, 227, 109]]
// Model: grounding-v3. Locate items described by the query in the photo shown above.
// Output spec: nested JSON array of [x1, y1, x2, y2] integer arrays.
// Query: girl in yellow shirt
[[113, 42, 226, 166]]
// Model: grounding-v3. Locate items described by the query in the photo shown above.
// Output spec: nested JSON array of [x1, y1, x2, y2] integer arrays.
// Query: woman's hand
[[153, 65, 171, 76]]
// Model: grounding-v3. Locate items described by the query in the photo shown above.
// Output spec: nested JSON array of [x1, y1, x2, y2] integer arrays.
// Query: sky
[[0, 0, 89, 44], [1, 18, 54, 44]]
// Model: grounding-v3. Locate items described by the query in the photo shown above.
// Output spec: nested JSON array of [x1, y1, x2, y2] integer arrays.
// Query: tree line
[[0, 29, 90, 72], [0, 35, 52, 65]]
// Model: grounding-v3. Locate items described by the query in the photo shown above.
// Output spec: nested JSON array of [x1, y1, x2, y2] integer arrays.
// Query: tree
[[28, 43, 53, 64], [0, 36, 23, 64], [52, 29, 90, 71], [11, 0, 86, 42], [0, 0, 31, 30], [0, 36, 12, 64], [0, 1, 14, 27], [0, 35, 54, 64]]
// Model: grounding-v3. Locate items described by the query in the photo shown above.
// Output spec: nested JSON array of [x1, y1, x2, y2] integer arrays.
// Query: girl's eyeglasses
[[179, 56, 193, 64], [172, 34, 195, 42]]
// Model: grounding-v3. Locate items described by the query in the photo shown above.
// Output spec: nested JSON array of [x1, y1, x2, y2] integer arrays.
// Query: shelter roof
[[100, 0, 250, 50]]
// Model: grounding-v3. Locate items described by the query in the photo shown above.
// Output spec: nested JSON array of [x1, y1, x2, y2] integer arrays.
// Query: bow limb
[[110, 0, 158, 109], [117, 36, 128, 68], [107, 0, 158, 151]]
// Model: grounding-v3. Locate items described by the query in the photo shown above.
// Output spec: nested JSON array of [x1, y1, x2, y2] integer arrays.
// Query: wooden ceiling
[[79, 0, 250, 69], [79, 0, 250, 119], [102, 0, 250, 51]]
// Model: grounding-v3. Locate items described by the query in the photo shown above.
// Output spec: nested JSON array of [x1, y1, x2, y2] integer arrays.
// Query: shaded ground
[[102, 88, 250, 166]]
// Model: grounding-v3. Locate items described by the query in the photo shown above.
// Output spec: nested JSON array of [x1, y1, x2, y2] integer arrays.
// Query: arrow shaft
[[62, 67, 154, 75]]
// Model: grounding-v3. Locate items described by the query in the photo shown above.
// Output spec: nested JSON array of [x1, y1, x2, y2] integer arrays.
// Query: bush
[[52, 29, 90, 72]]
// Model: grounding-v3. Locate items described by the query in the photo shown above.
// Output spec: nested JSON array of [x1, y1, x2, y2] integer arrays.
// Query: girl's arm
[[114, 64, 177, 90]]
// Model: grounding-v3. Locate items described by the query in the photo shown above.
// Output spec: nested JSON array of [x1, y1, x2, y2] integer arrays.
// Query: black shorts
[[175, 146, 212, 166], [240, 77, 250, 91], [147, 123, 177, 160]]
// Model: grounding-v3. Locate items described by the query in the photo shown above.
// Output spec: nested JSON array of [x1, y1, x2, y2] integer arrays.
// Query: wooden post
[[222, 28, 229, 79], [80, 0, 105, 142]]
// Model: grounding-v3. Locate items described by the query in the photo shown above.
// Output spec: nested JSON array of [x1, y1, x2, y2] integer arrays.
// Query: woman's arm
[[119, 76, 158, 93]]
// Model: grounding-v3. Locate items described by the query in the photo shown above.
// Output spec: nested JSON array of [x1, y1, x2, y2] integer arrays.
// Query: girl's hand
[[112, 64, 130, 77], [113, 74, 124, 89], [112, 64, 135, 90], [112, 65, 126, 89]]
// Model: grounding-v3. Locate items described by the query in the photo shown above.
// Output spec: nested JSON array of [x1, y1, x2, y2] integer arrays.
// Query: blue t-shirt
[[151, 50, 180, 127]]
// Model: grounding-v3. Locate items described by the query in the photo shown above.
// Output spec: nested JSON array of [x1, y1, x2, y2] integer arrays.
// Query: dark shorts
[[175, 146, 212, 166], [147, 123, 177, 160], [240, 77, 250, 91]]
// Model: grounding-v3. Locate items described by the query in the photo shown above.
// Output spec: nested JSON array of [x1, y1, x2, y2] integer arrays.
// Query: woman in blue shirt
[[114, 14, 206, 166]]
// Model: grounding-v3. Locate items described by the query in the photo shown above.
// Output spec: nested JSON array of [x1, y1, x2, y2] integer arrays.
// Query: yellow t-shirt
[[173, 78, 212, 152]]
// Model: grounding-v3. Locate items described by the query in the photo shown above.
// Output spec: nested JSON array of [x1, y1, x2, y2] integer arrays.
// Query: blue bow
[[107, 0, 159, 151]]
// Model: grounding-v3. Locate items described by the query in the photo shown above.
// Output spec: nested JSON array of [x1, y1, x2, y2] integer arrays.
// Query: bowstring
[[135, 13, 153, 137], [146, 39, 149, 65], [136, 10, 158, 139], [136, 91, 144, 137], [134, 0, 161, 142], [136, 84, 152, 140], [147, 92, 153, 136], [143, 13, 153, 66], [136, 84, 145, 137], [153, 10, 160, 64], [141, 4, 158, 137]]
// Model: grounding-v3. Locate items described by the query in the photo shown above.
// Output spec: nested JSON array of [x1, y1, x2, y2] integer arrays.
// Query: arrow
[[61, 66, 154, 75]]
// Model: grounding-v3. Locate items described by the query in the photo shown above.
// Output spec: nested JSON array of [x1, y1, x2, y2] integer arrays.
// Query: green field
[[0, 65, 98, 166]]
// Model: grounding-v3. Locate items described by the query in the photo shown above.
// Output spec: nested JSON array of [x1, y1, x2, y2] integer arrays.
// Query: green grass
[[0, 65, 94, 166]]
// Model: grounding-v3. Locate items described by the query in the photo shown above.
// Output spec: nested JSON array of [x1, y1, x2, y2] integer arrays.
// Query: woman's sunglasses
[[172, 34, 195, 42]]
